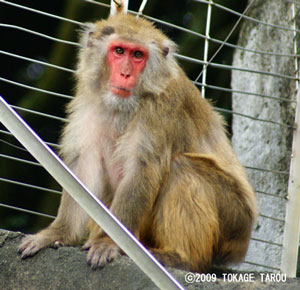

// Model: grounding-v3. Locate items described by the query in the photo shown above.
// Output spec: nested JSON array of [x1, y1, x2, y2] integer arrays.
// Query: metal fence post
[[201, 0, 212, 98], [281, 86, 300, 277], [110, 0, 129, 15], [281, 2, 300, 277]]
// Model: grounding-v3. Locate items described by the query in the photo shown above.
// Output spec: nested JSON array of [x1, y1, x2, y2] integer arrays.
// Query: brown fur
[[18, 14, 257, 272]]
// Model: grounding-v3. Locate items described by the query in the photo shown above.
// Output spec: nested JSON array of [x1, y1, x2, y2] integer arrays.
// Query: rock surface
[[1, 230, 299, 289]]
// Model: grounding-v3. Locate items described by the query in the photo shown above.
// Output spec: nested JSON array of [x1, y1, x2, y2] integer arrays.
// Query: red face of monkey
[[107, 41, 149, 98]]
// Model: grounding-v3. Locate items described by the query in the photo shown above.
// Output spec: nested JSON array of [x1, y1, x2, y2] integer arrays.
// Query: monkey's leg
[[147, 155, 221, 272], [184, 153, 254, 266], [148, 153, 254, 272], [82, 159, 165, 269], [18, 153, 107, 258], [18, 190, 90, 258]]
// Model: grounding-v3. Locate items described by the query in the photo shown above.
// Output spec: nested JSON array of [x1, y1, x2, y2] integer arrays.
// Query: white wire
[[138, 0, 148, 15]]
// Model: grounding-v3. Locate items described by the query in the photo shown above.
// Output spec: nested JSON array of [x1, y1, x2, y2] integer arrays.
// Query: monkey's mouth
[[110, 86, 131, 98]]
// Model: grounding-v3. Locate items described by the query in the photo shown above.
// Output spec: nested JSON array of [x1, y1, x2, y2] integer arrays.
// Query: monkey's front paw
[[18, 234, 63, 259], [83, 237, 121, 269], [18, 235, 46, 258]]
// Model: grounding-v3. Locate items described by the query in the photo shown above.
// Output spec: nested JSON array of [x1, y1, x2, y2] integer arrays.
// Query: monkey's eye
[[133, 51, 143, 58], [115, 47, 124, 54]]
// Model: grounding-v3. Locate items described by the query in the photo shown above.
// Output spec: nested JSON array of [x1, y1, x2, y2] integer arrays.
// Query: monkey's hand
[[82, 236, 121, 269], [18, 234, 63, 259]]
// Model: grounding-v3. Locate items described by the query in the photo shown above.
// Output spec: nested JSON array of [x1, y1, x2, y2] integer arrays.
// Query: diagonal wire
[[0, 0, 83, 26], [194, 0, 256, 83], [0, 203, 55, 219], [195, 0, 300, 34], [0, 77, 73, 99], [0, 177, 61, 195], [0, 50, 75, 73], [0, 23, 80, 47], [0, 153, 42, 167]]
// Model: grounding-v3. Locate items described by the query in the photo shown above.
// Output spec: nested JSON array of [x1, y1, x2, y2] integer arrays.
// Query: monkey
[[18, 12, 257, 273]]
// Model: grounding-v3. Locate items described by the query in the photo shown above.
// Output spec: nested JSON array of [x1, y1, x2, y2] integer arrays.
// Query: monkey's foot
[[82, 236, 121, 269], [18, 234, 63, 259]]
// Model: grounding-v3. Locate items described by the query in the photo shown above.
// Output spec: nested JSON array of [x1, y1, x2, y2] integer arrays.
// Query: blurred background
[[0, 0, 247, 233]]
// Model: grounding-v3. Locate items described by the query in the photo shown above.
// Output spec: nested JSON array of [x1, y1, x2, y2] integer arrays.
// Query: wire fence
[[0, 0, 299, 277]]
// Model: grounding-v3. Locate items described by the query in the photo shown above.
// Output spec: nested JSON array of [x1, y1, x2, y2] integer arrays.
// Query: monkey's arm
[[84, 132, 167, 268], [18, 189, 89, 258], [18, 150, 110, 258], [111, 161, 163, 232]]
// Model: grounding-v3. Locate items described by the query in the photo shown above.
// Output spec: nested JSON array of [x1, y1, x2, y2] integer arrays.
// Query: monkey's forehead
[[94, 14, 168, 46]]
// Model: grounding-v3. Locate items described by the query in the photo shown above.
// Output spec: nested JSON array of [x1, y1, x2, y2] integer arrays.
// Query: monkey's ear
[[78, 23, 97, 48], [162, 39, 177, 57], [87, 31, 95, 47]]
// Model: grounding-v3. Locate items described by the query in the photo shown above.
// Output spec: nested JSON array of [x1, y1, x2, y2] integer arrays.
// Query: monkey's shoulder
[[162, 71, 219, 120]]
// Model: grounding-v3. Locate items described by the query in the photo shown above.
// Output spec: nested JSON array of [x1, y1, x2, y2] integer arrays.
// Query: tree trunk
[[231, 0, 299, 271]]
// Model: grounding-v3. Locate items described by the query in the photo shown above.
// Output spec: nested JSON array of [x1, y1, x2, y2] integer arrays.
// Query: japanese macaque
[[18, 12, 257, 272]]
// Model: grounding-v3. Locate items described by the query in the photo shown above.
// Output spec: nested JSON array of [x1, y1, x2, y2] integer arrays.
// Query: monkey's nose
[[121, 72, 131, 79]]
